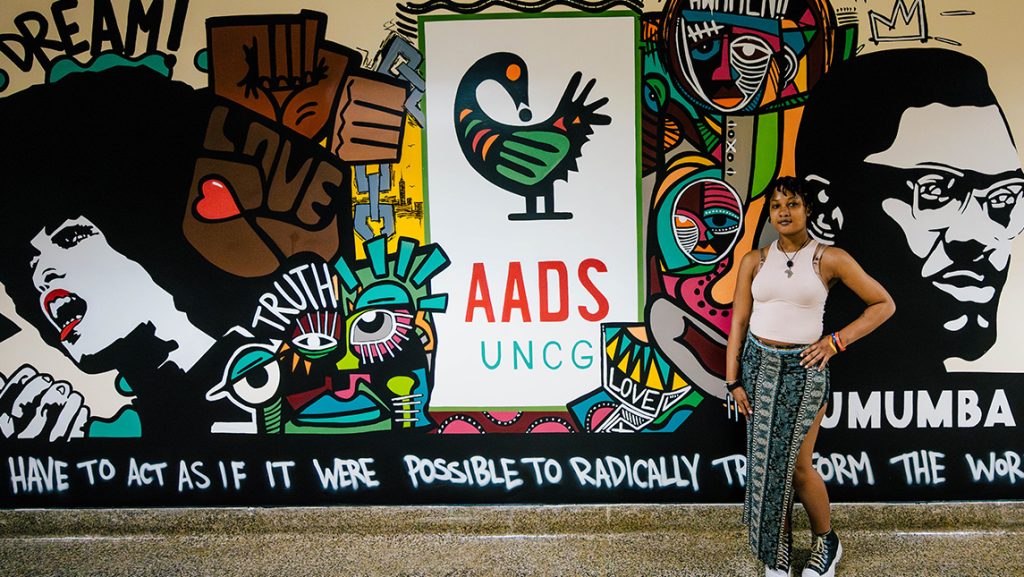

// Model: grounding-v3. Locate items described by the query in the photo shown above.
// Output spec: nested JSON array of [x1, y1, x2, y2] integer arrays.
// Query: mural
[[0, 0, 1022, 506]]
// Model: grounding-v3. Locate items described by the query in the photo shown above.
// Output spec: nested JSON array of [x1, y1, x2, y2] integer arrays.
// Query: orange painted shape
[[459, 108, 473, 122], [506, 63, 521, 82], [711, 195, 766, 306], [481, 134, 500, 160]]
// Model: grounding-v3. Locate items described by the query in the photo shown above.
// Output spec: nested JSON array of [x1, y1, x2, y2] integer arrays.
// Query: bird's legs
[[508, 189, 573, 221]]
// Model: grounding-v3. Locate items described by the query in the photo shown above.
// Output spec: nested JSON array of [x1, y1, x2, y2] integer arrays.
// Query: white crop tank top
[[749, 240, 828, 344]]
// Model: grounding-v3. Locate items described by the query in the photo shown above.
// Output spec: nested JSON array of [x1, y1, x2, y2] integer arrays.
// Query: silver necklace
[[778, 238, 810, 278]]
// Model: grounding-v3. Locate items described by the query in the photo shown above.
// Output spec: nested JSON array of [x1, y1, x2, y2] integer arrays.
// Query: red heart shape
[[195, 178, 241, 221]]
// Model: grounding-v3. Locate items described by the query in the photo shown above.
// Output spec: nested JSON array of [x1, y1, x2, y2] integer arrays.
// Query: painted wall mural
[[0, 0, 1021, 506]]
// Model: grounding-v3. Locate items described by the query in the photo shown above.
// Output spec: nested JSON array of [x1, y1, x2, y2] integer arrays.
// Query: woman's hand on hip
[[800, 336, 837, 370]]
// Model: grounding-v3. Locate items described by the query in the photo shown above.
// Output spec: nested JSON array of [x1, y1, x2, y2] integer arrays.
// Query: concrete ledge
[[2, 501, 1022, 535], [1, 503, 1022, 576]]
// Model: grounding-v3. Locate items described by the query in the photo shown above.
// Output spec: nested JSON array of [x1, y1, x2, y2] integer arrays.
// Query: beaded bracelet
[[830, 332, 846, 353], [827, 337, 838, 354]]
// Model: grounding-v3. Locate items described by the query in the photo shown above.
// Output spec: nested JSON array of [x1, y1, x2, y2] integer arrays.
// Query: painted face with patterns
[[653, 170, 744, 335], [672, 179, 743, 264], [665, 6, 801, 113]]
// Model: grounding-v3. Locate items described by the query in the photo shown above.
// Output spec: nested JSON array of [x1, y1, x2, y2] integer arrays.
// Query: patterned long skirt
[[741, 334, 829, 569]]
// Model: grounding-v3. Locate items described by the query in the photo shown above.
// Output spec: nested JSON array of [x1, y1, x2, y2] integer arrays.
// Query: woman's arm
[[725, 250, 759, 417], [800, 247, 896, 370]]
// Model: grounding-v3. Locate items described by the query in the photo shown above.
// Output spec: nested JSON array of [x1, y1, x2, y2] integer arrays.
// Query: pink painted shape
[[440, 419, 484, 434], [529, 421, 572, 433], [799, 8, 817, 27], [488, 411, 521, 423], [589, 407, 614, 431]]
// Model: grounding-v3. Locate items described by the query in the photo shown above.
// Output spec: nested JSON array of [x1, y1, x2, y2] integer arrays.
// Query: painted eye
[[643, 78, 666, 113], [673, 213, 699, 253], [910, 173, 959, 211], [291, 312, 343, 359], [730, 37, 771, 65], [984, 182, 1023, 228], [292, 333, 338, 355], [986, 183, 1022, 209], [704, 208, 740, 233], [350, 309, 415, 364], [225, 348, 280, 407], [352, 310, 394, 342], [51, 224, 98, 249], [691, 38, 721, 60]]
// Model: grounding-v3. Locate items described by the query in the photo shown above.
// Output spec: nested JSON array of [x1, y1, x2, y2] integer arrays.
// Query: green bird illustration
[[454, 52, 611, 221]]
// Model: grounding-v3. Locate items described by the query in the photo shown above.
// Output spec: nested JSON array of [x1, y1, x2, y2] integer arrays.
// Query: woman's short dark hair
[[770, 175, 813, 215]]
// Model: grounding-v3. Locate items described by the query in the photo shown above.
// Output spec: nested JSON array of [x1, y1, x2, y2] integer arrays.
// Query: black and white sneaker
[[801, 529, 842, 577], [765, 564, 792, 577], [766, 530, 794, 576]]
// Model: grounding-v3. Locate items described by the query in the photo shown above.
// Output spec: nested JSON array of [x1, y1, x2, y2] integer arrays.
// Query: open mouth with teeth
[[41, 289, 87, 343]]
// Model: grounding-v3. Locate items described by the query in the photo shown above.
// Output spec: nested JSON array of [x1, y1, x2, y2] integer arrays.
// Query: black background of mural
[[4, 376, 1022, 506]]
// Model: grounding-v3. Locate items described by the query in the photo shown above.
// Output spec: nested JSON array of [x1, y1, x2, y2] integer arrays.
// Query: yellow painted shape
[[646, 363, 664, 391], [387, 375, 415, 396], [630, 360, 643, 382], [353, 117, 426, 258], [617, 352, 633, 375], [606, 336, 620, 358], [671, 372, 689, 391]]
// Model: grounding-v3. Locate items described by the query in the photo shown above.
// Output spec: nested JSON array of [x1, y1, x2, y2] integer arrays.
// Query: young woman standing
[[726, 177, 895, 577]]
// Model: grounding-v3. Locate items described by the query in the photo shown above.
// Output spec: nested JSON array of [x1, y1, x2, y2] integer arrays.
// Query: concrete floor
[[1, 503, 1022, 576]]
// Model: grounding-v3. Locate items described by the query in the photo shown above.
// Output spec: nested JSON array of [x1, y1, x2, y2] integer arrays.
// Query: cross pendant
[[785, 268, 794, 278]]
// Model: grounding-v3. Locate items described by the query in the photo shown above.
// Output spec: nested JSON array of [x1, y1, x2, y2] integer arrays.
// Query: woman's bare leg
[[793, 405, 831, 534]]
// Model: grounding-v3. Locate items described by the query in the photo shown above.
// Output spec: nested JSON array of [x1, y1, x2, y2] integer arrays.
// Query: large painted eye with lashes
[[350, 308, 415, 364]]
